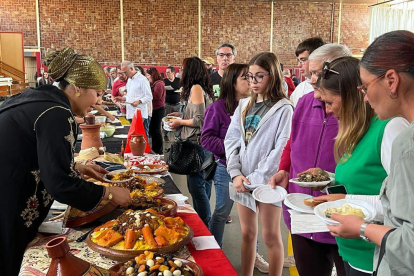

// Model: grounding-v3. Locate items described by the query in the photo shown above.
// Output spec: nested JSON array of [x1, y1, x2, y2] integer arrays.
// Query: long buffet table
[[20, 175, 238, 276]]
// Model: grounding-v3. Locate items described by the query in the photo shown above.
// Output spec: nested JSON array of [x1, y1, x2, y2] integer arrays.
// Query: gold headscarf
[[44, 47, 107, 90]]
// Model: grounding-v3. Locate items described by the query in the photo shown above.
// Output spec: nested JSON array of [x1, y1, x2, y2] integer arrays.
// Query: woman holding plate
[[309, 56, 408, 275], [321, 30, 414, 276], [0, 47, 131, 275]]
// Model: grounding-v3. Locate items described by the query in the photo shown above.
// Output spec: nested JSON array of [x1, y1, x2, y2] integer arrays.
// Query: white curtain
[[369, 5, 414, 43]]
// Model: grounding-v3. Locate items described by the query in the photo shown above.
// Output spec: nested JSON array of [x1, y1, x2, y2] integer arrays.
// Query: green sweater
[[335, 116, 389, 272]]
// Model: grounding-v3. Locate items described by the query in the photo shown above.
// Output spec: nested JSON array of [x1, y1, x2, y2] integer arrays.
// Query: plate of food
[[162, 116, 181, 132], [86, 209, 193, 261], [103, 169, 134, 185], [283, 193, 318, 214], [110, 252, 203, 276], [314, 199, 376, 225], [290, 170, 334, 188], [129, 197, 177, 217], [252, 185, 287, 204], [134, 164, 168, 175]]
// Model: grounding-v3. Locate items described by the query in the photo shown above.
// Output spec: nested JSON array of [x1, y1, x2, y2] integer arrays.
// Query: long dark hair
[[361, 30, 414, 79], [219, 63, 249, 115], [319, 56, 374, 162], [180, 57, 214, 101], [146, 67, 163, 84], [243, 52, 287, 121]]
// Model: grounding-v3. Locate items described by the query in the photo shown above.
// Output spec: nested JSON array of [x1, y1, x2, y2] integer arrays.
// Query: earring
[[389, 92, 397, 99], [75, 87, 80, 97]]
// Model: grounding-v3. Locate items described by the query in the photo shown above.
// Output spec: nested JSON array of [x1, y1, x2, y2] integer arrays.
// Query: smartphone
[[327, 185, 348, 194]]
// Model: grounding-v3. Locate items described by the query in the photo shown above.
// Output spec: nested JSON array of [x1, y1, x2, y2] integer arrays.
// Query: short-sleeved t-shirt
[[244, 100, 275, 144], [210, 71, 222, 98]]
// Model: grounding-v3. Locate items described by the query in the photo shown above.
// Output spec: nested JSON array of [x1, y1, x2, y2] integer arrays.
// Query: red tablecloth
[[178, 212, 238, 276]]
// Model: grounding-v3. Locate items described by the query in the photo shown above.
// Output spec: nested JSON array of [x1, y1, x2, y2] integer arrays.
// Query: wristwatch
[[108, 188, 113, 201], [360, 220, 382, 242]]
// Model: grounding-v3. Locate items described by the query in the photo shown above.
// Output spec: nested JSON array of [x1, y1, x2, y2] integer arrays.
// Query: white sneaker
[[254, 254, 269, 273]]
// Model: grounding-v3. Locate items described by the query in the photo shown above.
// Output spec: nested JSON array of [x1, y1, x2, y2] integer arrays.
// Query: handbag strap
[[372, 228, 396, 276]]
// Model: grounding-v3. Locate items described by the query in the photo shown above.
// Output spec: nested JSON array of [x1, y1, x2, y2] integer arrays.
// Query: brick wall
[[0, 0, 372, 67]]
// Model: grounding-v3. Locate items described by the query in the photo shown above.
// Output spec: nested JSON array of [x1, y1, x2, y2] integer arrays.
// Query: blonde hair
[[319, 57, 374, 162], [242, 52, 287, 122]]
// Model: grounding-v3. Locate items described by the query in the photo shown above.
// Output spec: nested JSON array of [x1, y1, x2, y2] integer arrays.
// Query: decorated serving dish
[[110, 252, 203, 276], [134, 164, 168, 175], [129, 197, 177, 217], [86, 210, 193, 261], [63, 199, 117, 228]]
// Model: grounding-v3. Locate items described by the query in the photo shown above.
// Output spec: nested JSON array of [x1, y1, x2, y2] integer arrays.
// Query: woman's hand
[[233, 175, 250, 193], [167, 112, 181, 117], [108, 114, 116, 121], [268, 170, 289, 189], [313, 194, 346, 202], [105, 186, 131, 208], [327, 213, 364, 239], [297, 167, 323, 177], [77, 164, 108, 181], [169, 119, 182, 130]]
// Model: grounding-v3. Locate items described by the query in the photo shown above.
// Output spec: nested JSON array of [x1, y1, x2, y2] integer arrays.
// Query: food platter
[[133, 164, 168, 175], [289, 177, 334, 188], [110, 256, 203, 276], [86, 210, 194, 261], [314, 199, 376, 226], [129, 197, 177, 217], [134, 175, 166, 186]]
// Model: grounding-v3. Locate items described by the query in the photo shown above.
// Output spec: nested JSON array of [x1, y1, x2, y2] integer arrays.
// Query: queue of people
[[2, 30, 414, 276]]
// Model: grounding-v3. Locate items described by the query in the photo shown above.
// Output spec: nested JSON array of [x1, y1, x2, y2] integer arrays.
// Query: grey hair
[[121, 61, 134, 69], [308, 43, 352, 63], [215, 43, 237, 56]]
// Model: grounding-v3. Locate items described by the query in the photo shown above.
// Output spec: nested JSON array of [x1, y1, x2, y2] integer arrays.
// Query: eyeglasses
[[117, 71, 126, 75], [247, 73, 269, 83], [357, 73, 385, 95], [321, 61, 339, 80], [217, 53, 234, 59], [297, 58, 308, 65]]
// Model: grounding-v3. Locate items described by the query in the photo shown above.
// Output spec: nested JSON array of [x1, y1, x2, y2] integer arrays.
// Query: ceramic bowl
[[100, 125, 116, 137]]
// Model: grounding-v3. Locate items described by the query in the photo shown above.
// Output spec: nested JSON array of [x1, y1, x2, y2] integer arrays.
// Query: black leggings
[[291, 234, 346, 276], [149, 106, 165, 154]]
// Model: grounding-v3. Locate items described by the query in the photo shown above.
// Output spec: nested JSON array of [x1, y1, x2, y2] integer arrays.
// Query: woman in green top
[[323, 30, 414, 276], [308, 57, 408, 275]]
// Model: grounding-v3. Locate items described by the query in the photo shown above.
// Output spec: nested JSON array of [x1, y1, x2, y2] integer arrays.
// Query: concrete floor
[[163, 137, 292, 276]]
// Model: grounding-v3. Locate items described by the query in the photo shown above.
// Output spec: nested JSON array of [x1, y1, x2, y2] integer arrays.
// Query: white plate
[[252, 185, 287, 204], [314, 199, 376, 225], [284, 193, 314, 214], [289, 177, 334, 188], [113, 134, 128, 139], [164, 194, 189, 206], [162, 116, 181, 123], [89, 110, 98, 115]]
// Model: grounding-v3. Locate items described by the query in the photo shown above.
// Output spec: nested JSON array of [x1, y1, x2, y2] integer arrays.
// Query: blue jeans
[[209, 162, 234, 247], [186, 146, 213, 226], [143, 118, 150, 140]]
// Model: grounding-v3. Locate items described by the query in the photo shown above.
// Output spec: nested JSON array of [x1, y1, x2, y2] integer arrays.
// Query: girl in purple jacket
[[201, 63, 250, 247]]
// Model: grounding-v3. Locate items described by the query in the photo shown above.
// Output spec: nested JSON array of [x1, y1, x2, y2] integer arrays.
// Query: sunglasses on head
[[321, 61, 340, 79]]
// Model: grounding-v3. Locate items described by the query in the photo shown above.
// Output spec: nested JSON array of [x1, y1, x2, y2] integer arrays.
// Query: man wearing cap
[[210, 43, 236, 98], [203, 57, 215, 74]]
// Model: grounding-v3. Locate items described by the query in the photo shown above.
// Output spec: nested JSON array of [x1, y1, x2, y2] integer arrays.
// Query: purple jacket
[[283, 92, 339, 244], [201, 99, 236, 166]]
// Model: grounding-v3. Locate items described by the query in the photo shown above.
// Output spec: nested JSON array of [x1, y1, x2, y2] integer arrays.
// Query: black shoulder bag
[[167, 139, 201, 175], [372, 228, 397, 276]]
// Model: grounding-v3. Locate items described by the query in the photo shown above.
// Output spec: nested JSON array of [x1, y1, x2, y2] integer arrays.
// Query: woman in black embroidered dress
[[0, 47, 131, 275]]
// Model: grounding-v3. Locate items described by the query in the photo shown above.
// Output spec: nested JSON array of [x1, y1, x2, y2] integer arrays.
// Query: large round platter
[[133, 164, 168, 175], [103, 169, 134, 184], [252, 185, 287, 204], [63, 200, 117, 228], [284, 193, 314, 214], [86, 225, 193, 262], [289, 177, 334, 188], [314, 199, 376, 226], [109, 257, 203, 276]]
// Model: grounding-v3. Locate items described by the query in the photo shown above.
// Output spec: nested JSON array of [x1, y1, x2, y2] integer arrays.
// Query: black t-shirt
[[210, 71, 222, 98], [164, 77, 181, 104]]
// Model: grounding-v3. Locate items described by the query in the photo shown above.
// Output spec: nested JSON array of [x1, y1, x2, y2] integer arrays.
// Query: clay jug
[[46, 236, 116, 276], [79, 123, 103, 150], [130, 134, 146, 156]]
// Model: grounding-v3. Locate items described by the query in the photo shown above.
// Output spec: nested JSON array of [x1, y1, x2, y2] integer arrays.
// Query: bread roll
[[303, 198, 324, 207]]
